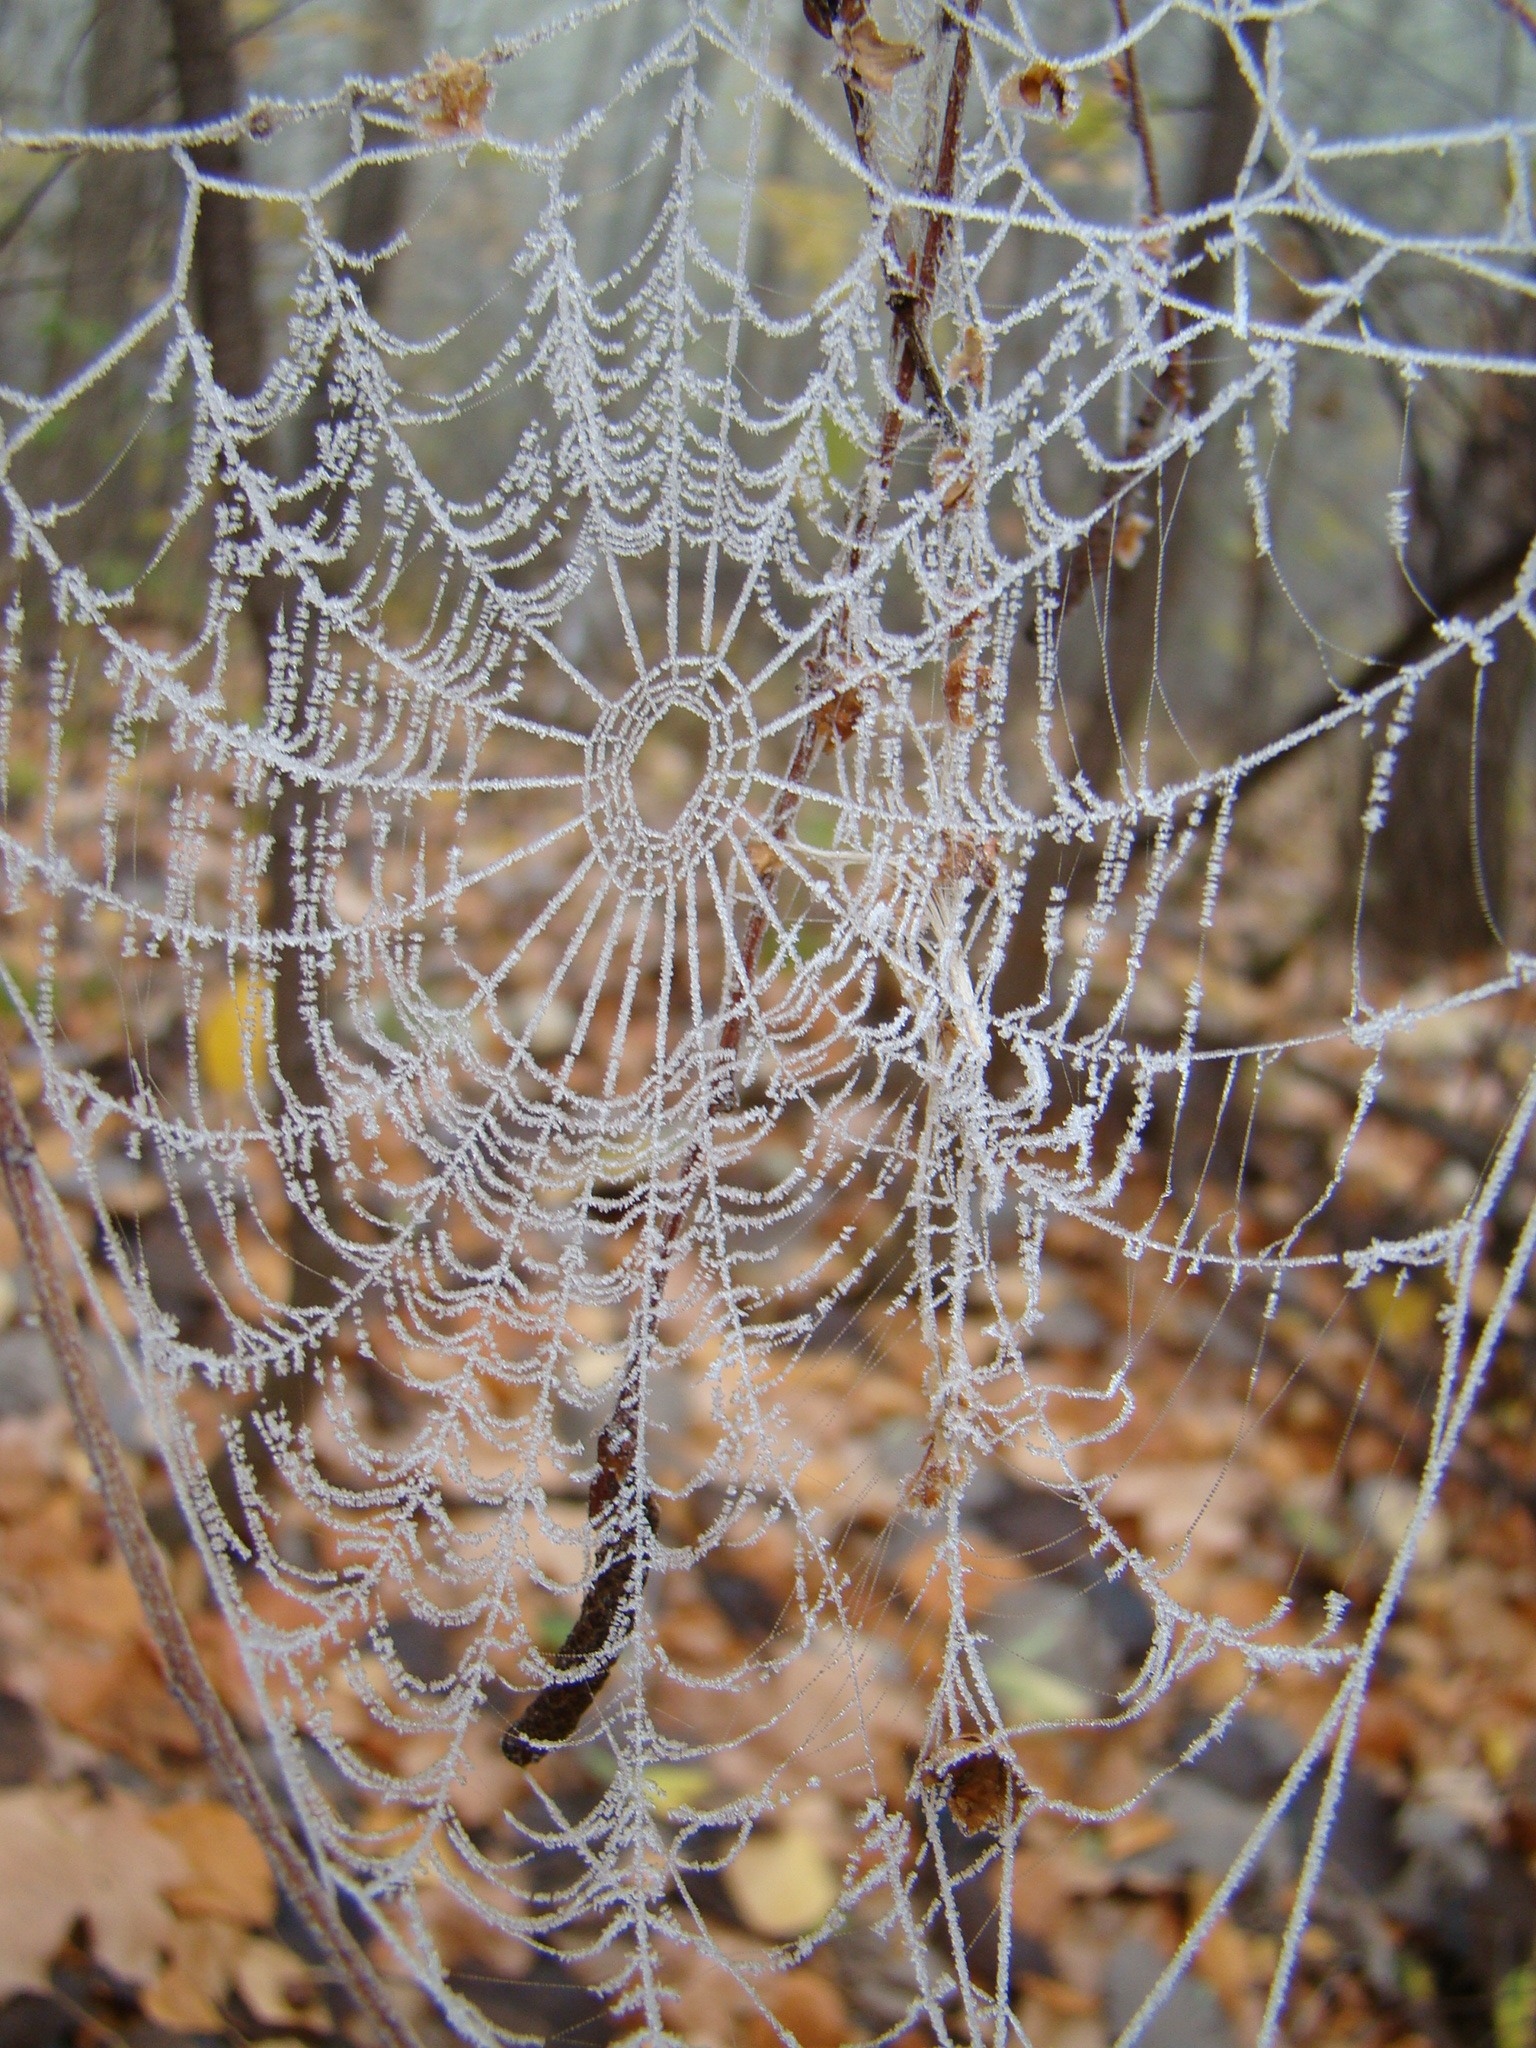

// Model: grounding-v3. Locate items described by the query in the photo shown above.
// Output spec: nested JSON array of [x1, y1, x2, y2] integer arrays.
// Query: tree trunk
[[1361, 319, 1536, 961], [46, 0, 171, 576], [161, 0, 423, 1349]]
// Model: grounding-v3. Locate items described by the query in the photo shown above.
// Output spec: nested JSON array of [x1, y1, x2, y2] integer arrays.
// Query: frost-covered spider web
[[2, 0, 1535, 2042]]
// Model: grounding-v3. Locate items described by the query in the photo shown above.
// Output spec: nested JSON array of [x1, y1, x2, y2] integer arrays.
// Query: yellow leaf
[[643, 1765, 713, 1816], [151, 1800, 277, 1928], [723, 1824, 840, 1939], [200, 973, 267, 1098], [1362, 1275, 1438, 1347], [755, 180, 867, 292]]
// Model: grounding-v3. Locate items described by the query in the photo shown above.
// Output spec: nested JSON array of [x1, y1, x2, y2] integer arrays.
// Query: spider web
[[1, 1, 1535, 2043]]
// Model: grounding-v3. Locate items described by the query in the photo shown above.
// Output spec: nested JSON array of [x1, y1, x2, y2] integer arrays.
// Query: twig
[[1033, 2, 1192, 637], [502, 0, 981, 1769], [0, 1059, 422, 2048], [1490, 0, 1536, 44]]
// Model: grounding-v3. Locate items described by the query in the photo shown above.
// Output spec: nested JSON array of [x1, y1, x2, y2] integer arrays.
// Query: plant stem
[[0, 1059, 423, 2048], [502, 0, 981, 1769]]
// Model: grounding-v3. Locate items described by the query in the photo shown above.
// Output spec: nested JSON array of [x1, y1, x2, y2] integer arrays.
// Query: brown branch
[[502, 0, 981, 1770], [0, 1059, 422, 2048], [1490, 0, 1536, 45], [1028, 3, 1193, 641]]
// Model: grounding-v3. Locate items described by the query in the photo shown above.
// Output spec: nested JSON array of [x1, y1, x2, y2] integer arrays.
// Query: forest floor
[[1, 693, 1535, 2048]]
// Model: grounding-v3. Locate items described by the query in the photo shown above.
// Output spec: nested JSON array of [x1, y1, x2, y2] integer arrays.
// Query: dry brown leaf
[[0, 1784, 187, 1997], [1000, 60, 1078, 122], [410, 53, 493, 136], [722, 1824, 840, 1939], [811, 686, 864, 746], [1111, 508, 1153, 569], [142, 1918, 243, 2034], [841, 16, 923, 92], [748, 1968, 850, 2048], [933, 443, 977, 513], [151, 1799, 276, 1928], [1103, 1807, 1178, 1860], [38, 1557, 143, 1642], [923, 1742, 1030, 1835], [945, 323, 987, 394], [234, 1935, 330, 2031], [45, 1633, 202, 1771], [943, 650, 973, 726]]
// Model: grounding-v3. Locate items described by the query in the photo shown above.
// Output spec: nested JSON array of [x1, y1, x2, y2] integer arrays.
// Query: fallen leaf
[[643, 1765, 713, 1816], [234, 1935, 330, 2031], [142, 1918, 242, 2033], [151, 1800, 276, 1928], [45, 1634, 202, 1771], [1104, 1808, 1178, 1860], [841, 16, 923, 92], [37, 1555, 143, 1644], [200, 974, 267, 1098], [748, 1968, 850, 2048], [723, 1824, 840, 1939], [0, 1784, 187, 1997], [986, 1658, 1096, 1725], [1000, 60, 1078, 122]]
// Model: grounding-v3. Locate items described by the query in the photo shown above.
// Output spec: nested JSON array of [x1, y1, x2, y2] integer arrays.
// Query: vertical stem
[[503, 0, 982, 1766], [0, 1059, 422, 2048]]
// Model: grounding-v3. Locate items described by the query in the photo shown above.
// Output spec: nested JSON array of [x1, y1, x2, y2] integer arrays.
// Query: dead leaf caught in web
[[1000, 60, 1078, 122], [410, 53, 493, 136], [840, 16, 923, 92]]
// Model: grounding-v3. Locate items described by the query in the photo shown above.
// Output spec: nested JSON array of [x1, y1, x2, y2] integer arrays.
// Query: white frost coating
[[1, 2, 1534, 2045]]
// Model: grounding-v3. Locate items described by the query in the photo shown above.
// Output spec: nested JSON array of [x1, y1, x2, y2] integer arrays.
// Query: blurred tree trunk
[[990, 22, 1270, 1047], [161, 0, 424, 1350], [46, 0, 171, 576], [1069, 18, 1270, 797], [1362, 312, 1536, 960]]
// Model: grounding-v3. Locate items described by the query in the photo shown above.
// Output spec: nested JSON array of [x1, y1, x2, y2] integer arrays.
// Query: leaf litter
[[0, 683, 1535, 2048]]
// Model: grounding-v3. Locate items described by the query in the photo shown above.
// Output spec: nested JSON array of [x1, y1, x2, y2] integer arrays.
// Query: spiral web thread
[[1, 1, 1535, 2042]]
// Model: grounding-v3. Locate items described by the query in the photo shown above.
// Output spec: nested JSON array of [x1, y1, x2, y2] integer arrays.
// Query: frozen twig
[[0, 1059, 424, 2048]]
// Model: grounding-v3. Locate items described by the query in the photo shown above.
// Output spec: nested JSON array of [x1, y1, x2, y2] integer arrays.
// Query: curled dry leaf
[[946, 323, 987, 395], [922, 1742, 1030, 1835], [811, 686, 865, 745], [933, 443, 978, 513], [746, 838, 783, 881], [1112, 508, 1154, 570], [410, 53, 493, 137], [942, 648, 995, 729], [935, 830, 1000, 890], [840, 16, 924, 92], [1000, 60, 1078, 123]]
